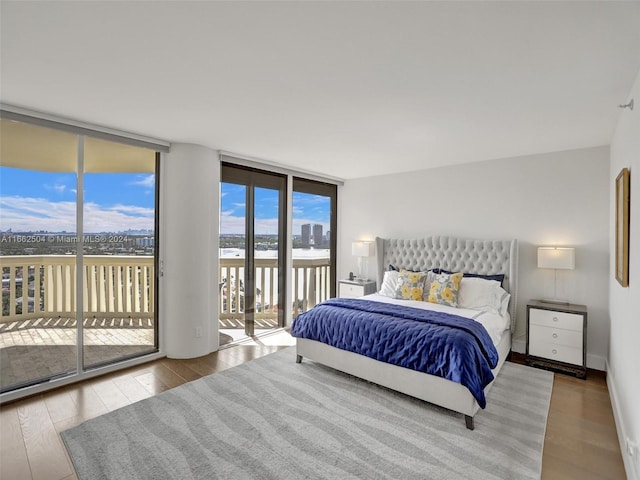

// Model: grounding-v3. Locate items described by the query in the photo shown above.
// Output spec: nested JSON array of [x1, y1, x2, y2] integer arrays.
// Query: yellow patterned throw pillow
[[426, 272, 463, 307], [394, 270, 427, 301]]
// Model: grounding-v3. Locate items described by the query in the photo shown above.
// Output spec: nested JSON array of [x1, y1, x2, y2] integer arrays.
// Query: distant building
[[135, 237, 154, 247], [313, 224, 323, 247], [301, 224, 311, 246], [326, 230, 331, 244]]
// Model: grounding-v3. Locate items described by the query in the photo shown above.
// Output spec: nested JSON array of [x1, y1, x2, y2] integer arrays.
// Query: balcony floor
[[0, 316, 279, 392]]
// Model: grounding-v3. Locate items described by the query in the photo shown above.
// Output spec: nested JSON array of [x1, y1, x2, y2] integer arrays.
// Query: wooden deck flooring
[[0, 318, 155, 391], [0, 317, 279, 391]]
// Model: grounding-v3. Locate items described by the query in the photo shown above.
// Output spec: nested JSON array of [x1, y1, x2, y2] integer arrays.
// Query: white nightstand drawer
[[338, 280, 376, 298], [528, 342, 582, 366], [529, 308, 583, 332], [529, 325, 582, 349], [339, 283, 364, 298]]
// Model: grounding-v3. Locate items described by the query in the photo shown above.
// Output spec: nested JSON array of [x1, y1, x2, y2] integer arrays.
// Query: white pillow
[[379, 270, 400, 298], [496, 287, 511, 317], [458, 277, 503, 313]]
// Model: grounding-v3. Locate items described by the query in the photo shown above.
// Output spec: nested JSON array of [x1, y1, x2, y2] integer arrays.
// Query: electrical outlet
[[195, 327, 202, 338]]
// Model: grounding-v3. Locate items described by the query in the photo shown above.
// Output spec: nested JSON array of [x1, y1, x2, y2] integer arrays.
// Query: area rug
[[62, 347, 553, 480]]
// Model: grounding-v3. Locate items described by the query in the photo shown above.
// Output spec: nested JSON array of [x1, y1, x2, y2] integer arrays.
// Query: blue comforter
[[290, 298, 499, 408]]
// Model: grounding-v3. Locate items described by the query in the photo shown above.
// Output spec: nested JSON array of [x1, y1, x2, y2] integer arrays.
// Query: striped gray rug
[[62, 347, 553, 480]]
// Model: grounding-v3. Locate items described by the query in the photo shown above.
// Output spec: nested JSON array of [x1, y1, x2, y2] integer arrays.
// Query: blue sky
[[0, 167, 330, 235], [0, 167, 155, 232], [220, 183, 330, 235]]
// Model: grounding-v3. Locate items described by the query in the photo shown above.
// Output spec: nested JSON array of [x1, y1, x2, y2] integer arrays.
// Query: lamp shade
[[352, 241, 374, 257], [537, 247, 575, 270]]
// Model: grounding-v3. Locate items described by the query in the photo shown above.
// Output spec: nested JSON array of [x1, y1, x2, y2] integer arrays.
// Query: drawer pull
[[553, 317, 558, 322], [552, 349, 558, 355], [552, 333, 558, 338]]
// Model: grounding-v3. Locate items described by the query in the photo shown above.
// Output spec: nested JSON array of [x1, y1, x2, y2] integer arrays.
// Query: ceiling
[[2, 1, 639, 180]]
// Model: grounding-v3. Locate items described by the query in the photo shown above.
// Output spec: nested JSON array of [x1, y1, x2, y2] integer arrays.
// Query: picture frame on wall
[[615, 168, 630, 287]]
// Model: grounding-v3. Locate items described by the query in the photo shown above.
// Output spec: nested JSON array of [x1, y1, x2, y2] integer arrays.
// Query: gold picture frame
[[615, 168, 630, 287]]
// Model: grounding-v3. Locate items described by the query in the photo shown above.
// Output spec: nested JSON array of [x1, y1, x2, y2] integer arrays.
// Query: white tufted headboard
[[375, 236, 519, 332]]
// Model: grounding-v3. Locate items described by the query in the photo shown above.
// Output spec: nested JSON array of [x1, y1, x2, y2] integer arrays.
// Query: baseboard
[[587, 353, 606, 371], [512, 336, 526, 354], [606, 359, 640, 480]]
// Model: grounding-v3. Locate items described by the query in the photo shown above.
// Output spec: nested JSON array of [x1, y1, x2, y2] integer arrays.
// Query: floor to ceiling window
[[0, 120, 80, 391], [82, 137, 159, 369], [291, 177, 337, 318], [219, 163, 286, 344], [218, 160, 338, 345], [0, 112, 163, 397]]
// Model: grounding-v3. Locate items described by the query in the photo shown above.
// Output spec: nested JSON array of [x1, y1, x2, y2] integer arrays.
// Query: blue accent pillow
[[433, 268, 505, 286], [389, 264, 430, 273]]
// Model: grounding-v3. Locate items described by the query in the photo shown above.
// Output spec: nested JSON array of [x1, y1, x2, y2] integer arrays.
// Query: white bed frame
[[296, 236, 518, 430]]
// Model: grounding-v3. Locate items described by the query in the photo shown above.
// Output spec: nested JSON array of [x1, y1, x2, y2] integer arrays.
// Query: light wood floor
[[0, 340, 626, 480], [510, 353, 626, 480]]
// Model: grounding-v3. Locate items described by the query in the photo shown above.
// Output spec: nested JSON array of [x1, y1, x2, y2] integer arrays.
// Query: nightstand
[[526, 300, 587, 378], [338, 279, 377, 298]]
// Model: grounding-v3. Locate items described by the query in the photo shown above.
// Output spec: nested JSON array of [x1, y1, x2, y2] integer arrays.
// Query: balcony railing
[[1, 255, 155, 322], [1, 255, 331, 325], [219, 257, 331, 321]]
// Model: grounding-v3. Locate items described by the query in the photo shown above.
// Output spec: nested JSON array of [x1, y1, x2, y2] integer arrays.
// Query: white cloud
[[44, 183, 68, 194], [254, 218, 280, 235], [106, 204, 154, 216], [220, 213, 281, 235], [130, 175, 155, 189], [0, 196, 154, 233], [220, 214, 245, 234], [1, 195, 329, 236], [294, 193, 329, 206]]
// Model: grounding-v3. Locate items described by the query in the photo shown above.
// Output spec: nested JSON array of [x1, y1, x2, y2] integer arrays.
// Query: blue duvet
[[291, 298, 499, 408]]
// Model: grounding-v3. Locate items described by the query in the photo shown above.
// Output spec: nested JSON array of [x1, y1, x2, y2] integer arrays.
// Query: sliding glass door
[[291, 178, 337, 318], [219, 164, 286, 344], [82, 137, 159, 369], [0, 120, 80, 391], [0, 116, 160, 394]]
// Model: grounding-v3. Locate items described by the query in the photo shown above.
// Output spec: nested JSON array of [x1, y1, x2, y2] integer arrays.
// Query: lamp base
[[357, 256, 368, 282]]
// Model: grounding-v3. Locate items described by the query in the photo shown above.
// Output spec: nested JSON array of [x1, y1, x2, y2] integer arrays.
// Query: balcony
[[219, 256, 331, 323], [1, 254, 331, 391]]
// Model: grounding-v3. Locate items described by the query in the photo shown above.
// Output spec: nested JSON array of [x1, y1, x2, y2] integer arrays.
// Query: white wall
[[609, 67, 640, 480], [339, 146, 610, 368], [160, 143, 220, 358]]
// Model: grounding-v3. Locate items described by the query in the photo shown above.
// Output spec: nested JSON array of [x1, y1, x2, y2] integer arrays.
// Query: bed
[[292, 236, 518, 430]]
